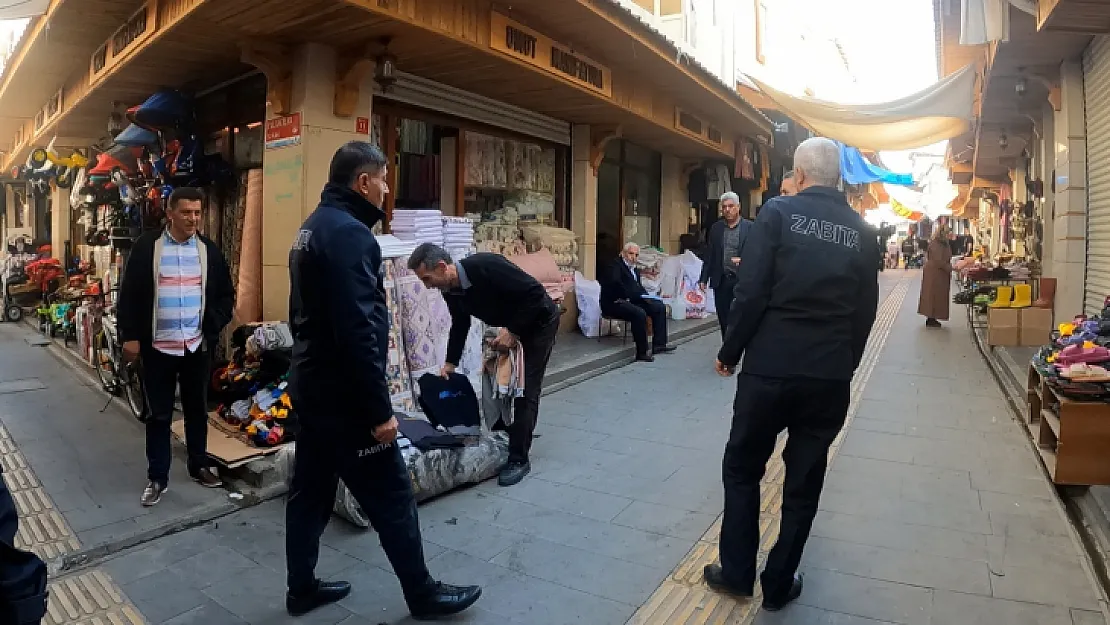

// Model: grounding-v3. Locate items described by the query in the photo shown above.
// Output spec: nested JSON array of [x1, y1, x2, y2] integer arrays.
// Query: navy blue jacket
[[599, 258, 647, 309], [718, 186, 879, 380], [288, 184, 393, 428]]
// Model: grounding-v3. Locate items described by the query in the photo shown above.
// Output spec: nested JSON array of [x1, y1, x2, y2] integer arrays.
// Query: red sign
[[355, 116, 370, 135], [265, 113, 302, 150]]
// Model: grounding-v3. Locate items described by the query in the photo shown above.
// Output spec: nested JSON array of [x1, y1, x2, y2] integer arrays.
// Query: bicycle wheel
[[92, 332, 119, 395], [122, 362, 146, 421]]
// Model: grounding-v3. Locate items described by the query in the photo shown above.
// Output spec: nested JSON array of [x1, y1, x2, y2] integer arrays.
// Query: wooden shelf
[[1027, 366, 1110, 485]]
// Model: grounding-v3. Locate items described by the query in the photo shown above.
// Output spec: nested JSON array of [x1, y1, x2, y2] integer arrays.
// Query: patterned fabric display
[[395, 259, 452, 377], [382, 259, 415, 411]]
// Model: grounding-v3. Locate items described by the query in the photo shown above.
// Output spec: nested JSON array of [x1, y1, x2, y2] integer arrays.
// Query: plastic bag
[[681, 276, 709, 319], [574, 271, 620, 337]]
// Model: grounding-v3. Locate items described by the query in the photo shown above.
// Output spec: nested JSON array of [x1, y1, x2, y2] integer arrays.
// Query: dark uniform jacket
[[288, 184, 393, 429], [718, 186, 880, 381]]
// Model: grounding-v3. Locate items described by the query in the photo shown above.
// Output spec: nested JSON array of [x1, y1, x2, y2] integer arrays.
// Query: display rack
[[1027, 366, 1110, 485]]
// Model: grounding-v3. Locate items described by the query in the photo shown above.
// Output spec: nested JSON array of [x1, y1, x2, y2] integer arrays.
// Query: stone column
[[571, 124, 598, 279], [659, 155, 690, 254], [260, 43, 375, 320], [50, 184, 71, 264], [1041, 101, 1056, 267], [1050, 60, 1087, 315]]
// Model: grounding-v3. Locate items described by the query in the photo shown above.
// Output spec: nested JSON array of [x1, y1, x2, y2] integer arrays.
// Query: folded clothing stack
[[391, 209, 444, 245], [442, 216, 475, 259]]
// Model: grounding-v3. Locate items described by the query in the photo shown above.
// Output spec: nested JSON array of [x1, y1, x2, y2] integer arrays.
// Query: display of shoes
[[1010, 283, 1033, 308], [989, 286, 1013, 308]]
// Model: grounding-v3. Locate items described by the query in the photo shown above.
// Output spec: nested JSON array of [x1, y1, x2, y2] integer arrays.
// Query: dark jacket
[[699, 218, 754, 288], [444, 253, 558, 366], [116, 230, 235, 347], [718, 186, 879, 381], [599, 257, 647, 309], [287, 184, 393, 428]]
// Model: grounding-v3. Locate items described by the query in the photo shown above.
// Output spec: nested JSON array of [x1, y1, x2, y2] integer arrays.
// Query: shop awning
[[840, 143, 913, 185], [746, 65, 978, 151], [890, 198, 925, 222]]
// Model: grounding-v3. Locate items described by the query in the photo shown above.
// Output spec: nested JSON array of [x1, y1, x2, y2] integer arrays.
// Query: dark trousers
[[0, 469, 47, 624], [142, 345, 211, 484], [720, 374, 850, 600], [286, 425, 434, 597], [509, 317, 559, 464], [602, 298, 668, 356], [714, 275, 738, 339]]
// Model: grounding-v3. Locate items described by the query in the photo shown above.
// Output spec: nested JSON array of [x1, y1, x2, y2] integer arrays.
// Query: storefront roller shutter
[[376, 71, 572, 146], [1084, 36, 1110, 315]]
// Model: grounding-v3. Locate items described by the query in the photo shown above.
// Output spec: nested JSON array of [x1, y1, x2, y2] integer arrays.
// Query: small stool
[[598, 317, 628, 344]]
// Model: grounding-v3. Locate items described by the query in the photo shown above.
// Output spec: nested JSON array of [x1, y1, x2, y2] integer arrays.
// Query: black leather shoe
[[653, 345, 676, 354], [408, 582, 482, 619], [286, 580, 351, 616], [635, 353, 655, 362], [498, 460, 531, 486], [703, 564, 753, 598], [762, 573, 803, 612]]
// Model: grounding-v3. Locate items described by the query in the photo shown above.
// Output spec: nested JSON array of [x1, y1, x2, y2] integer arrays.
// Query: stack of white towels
[[442, 216, 475, 259], [391, 209, 444, 245]]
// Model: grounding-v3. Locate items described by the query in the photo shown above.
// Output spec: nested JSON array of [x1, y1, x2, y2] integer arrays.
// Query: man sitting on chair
[[599, 243, 675, 362]]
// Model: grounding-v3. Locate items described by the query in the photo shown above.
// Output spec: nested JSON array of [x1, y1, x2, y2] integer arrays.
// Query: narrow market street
[[0, 269, 1104, 624]]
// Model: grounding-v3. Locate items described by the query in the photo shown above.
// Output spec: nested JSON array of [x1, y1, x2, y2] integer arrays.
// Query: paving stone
[[802, 536, 992, 595], [795, 568, 933, 625], [477, 573, 633, 625], [810, 511, 990, 562], [753, 603, 903, 624], [202, 564, 355, 624], [162, 600, 250, 625], [610, 500, 718, 540], [819, 483, 992, 534], [121, 568, 212, 623], [475, 474, 634, 522], [989, 561, 1102, 611], [1072, 609, 1110, 625], [930, 589, 1074, 625]]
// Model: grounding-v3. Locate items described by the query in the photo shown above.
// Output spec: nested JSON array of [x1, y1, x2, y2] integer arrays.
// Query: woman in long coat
[[918, 226, 953, 327]]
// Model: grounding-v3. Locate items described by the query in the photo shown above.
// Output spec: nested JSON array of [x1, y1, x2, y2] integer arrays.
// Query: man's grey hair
[[407, 242, 454, 271], [720, 191, 740, 204], [783, 170, 795, 180], [623, 242, 640, 253], [793, 137, 841, 188]]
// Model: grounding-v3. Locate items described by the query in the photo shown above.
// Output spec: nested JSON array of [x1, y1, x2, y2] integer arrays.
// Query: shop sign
[[674, 107, 726, 149], [265, 113, 302, 150], [355, 117, 370, 135], [489, 11, 612, 98], [89, 1, 158, 87], [32, 89, 63, 133]]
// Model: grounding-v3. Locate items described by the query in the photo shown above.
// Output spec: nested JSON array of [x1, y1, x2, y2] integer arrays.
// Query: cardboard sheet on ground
[[171, 416, 286, 468]]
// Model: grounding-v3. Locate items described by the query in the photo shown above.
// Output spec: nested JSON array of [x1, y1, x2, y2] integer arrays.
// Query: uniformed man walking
[[285, 141, 480, 619], [703, 137, 879, 612]]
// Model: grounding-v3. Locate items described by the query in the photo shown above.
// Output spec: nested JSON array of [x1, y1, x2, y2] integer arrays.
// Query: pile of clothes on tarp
[[212, 322, 297, 447], [1031, 301, 1110, 401]]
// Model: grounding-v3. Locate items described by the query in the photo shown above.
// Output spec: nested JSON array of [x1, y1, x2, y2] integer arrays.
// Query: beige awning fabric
[[747, 65, 977, 151]]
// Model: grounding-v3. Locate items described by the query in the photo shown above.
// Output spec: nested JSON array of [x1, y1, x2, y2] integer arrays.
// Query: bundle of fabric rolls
[[391, 209, 444, 245]]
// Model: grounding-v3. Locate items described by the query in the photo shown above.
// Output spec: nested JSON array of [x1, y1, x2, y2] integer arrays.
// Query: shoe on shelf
[[287, 580, 352, 616], [140, 481, 166, 507], [988, 286, 1013, 308], [1034, 277, 1057, 309], [190, 467, 224, 488], [408, 582, 482, 620], [762, 573, 803, 612], [653, 345, 676, 354], [703, 563, 753, 598], [498, 460, 531, 487], [1010, 283, 1033, 308]]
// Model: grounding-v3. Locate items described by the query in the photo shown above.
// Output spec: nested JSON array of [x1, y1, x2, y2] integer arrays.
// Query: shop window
[[596, 139, 661, 269], [462, 130, 558, 225], [392, 118, 446, 211]]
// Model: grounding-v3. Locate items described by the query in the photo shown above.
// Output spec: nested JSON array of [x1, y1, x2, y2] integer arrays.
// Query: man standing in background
[[705, 137, 879, 612], [699, 192, 753, 338], [117, 187, 234, 507], [779, 171, 798, 197]]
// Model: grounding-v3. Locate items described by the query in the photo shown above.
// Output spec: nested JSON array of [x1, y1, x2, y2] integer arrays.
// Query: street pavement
[[2, 269, 1108, 624]]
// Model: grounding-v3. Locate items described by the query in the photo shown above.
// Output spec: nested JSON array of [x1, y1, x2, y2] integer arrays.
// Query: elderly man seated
[[599, 242, 675, 362]]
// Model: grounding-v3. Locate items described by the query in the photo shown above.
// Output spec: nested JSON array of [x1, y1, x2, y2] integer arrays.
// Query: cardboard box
[[988, 325, 1020, 347], [1019, 307, 1053, 346], [987, 308, 1021, 327]]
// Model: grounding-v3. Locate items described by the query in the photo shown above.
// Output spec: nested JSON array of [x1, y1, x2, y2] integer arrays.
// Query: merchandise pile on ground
[[1031, 304, 1110, 400]]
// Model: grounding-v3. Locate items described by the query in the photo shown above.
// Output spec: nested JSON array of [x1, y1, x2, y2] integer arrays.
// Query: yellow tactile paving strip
[[0, 422, 147, 624], [628, 278, 910, 625]]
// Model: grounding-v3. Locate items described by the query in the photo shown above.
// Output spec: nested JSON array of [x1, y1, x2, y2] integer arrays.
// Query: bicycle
[[92, 304, 146, 420]]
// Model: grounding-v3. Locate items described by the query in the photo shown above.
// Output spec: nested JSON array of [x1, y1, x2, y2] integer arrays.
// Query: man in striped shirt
[[117, 187, 235, 507]]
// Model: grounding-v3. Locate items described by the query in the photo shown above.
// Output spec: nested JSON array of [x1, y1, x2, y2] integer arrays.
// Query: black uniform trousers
[[720, 373, 850, 600], [601, 298, 668, 357], [714, 274, 738, 339], [141, 344, 212, 484], [508, 316, 560, 464], [286, 424, 434, 598], [0, 467, 48, 624]]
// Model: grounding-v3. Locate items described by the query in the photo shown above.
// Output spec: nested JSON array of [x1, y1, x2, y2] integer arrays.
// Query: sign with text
[[489, 11, 612, 98], [265, 113, 302, 150], [89, 1, 158, 87], [355, 116, 370, 135]]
